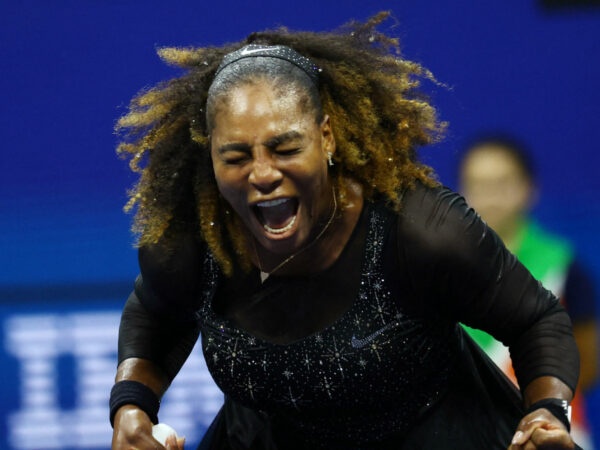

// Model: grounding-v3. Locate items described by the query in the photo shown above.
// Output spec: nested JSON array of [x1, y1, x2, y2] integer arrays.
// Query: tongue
[[259, 201, 296, 230]]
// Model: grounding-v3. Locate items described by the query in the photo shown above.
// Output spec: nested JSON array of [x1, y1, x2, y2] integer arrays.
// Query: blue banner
[[0, 299, 222, 450]]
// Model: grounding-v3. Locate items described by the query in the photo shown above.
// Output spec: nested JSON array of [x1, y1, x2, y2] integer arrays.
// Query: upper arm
[[118, 231, 208, 380], [395, 184, 579, 391], [136, 231, 208, 321], [396, 184, 559, 342]]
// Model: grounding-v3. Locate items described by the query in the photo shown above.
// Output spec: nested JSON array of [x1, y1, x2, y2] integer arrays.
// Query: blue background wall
[[1, 1, 599, 449]]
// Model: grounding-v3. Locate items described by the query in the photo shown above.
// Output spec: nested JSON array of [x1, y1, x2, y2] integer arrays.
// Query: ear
[[320, 114, 336, 156]]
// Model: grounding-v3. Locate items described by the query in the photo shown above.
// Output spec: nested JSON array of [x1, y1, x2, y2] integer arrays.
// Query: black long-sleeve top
[[117, 183, 579, 448]]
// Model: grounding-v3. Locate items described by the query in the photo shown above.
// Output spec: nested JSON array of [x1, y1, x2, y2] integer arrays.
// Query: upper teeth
[[256, 198, 289, 208]]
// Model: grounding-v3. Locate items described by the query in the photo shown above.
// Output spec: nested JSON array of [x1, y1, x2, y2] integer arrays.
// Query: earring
[[327, 152, 334, 167]]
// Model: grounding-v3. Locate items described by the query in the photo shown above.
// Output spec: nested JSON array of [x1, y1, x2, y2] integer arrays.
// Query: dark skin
[[217, 180, 364, 345], [112, 366, 574, 450], [111, 79, 576, 450], [111, 87, 366, 447], [508, 376, 574, 450], [112, 359, 185, 450], [460, 145, 597, 393]]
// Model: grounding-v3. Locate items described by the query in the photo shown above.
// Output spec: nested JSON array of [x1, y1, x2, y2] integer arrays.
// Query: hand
[[165, 434, 186, 450], [508, 408, 575, 450], [111, 405, 185, 450]]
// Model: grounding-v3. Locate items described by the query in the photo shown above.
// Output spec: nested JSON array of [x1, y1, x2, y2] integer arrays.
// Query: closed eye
[[217, 142, 251, 165], [222, 151, 251, 164], [275, 148, 301, 156]]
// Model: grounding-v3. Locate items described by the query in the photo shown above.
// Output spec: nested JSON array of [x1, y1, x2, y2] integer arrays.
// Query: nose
[[248, 153, 283, 193]]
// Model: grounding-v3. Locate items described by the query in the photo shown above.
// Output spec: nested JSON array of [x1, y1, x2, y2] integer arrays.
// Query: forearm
[[522, 375, 573, 408], [507, 299, 579, 393], [509, 376, 576, 449], [115, 357, 171, 398], [112, 291, 200, 426], [111, 358, 175, 449]]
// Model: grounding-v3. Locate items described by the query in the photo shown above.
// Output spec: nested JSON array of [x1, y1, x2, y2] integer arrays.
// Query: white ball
[[152, 423, 178, 446]]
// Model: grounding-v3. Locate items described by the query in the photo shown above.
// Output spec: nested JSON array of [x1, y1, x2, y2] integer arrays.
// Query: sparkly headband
[[214, 44, 321, 85]]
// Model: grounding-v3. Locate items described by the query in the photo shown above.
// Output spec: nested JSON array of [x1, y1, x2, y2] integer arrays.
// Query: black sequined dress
[[118, 184, 579, 449]]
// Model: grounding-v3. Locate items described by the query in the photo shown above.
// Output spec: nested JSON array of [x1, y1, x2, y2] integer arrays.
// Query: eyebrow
[[263, 131, 303, 148], [217, 130, 304, 155], [217, 142, 250, 154]]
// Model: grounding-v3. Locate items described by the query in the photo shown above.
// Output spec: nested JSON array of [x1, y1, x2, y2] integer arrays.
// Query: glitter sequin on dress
[[198, 203, 458, 448]]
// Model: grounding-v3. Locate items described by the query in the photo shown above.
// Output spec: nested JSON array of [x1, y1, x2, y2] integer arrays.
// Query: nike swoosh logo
[[351, 322, 395, 349], [240, 47, 270, 56]]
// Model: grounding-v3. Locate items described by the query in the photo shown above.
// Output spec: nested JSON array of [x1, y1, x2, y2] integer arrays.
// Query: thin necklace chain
[[253, 186, 338, 283]]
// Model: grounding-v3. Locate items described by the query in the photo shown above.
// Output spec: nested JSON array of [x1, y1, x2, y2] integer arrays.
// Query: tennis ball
[[152, 423, 178, 446]]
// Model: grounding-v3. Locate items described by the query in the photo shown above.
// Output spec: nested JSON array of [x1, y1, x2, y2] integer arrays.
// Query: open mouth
[[254, 197, 299, 235]]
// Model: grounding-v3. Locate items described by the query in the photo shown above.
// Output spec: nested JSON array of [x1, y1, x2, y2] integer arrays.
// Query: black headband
[[214, 44, 321, 85]]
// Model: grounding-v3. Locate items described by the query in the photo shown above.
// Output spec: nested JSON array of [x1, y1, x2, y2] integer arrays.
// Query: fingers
[[511, 413, 551, 446], [508, 428, 575, 449], [508, 409, 574, 450], [164, 434, 186, 450], [529, 428, 574, 449], [111, 405, 167, 450], [113, 429, 168, 450]]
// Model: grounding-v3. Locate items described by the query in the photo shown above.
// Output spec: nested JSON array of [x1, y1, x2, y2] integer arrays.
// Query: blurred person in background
[[109, 14, 582, 449], [459, 133, 598, 449]]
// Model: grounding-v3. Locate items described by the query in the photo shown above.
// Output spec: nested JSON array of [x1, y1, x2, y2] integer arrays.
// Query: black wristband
[[109, 380, 160, 427], [525, 398, 571, 432]]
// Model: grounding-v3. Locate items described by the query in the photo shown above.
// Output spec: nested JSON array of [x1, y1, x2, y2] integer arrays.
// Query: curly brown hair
[[116, 11, 444, 276]]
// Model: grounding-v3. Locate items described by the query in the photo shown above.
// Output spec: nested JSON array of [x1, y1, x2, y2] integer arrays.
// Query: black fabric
[[109, 380, 160, 426], [393, 185, 579, 392], [199, 202, 457, 447], [118, 291, 201, 381], [136, 230, 207, 322], [400, 329, 581, 450], [116, 183, 580, 448], [195, 329, 519, 449], [197, 330, 583, 450], [197, 398, 277, 450], [211, 198, 368, 344], [397, 329, 523, 449]]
